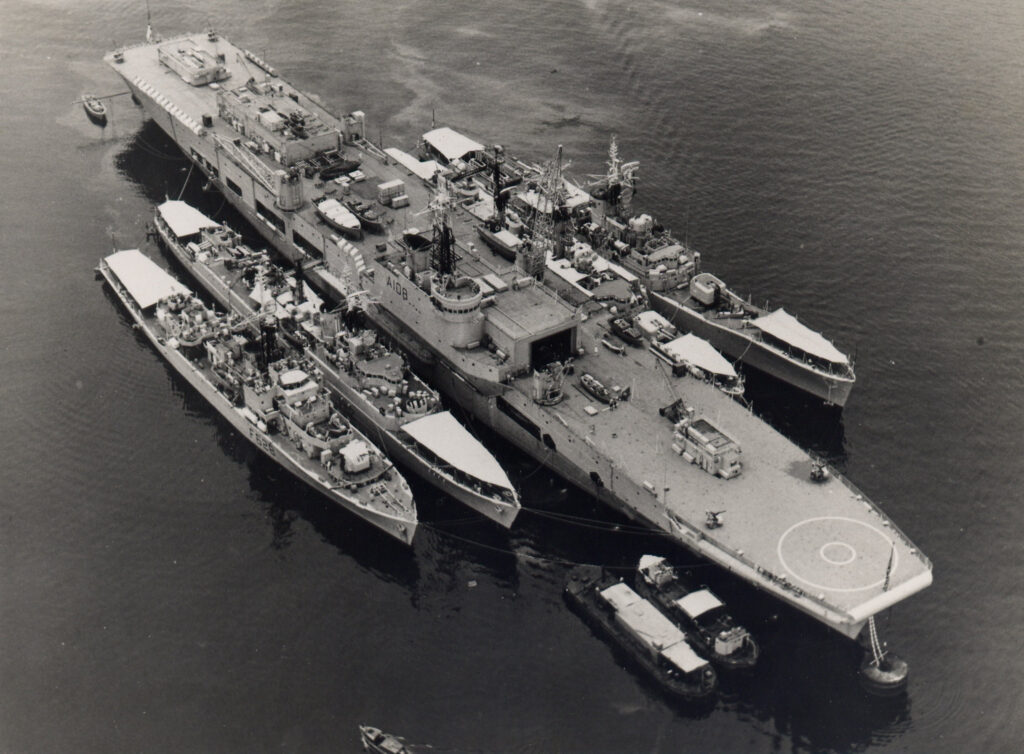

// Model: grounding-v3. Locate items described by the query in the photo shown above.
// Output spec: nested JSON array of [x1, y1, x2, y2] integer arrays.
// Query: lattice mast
[[519, 144, 567, 280], [429, 189, 458, 280]]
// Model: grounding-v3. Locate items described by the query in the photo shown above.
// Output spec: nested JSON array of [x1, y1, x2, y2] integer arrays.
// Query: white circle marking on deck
[[777, 516, 898, 593], [820, 541, 857, 565]]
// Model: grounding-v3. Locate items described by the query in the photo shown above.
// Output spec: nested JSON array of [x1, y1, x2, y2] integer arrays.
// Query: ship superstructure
[[107, 32, 931, 643]]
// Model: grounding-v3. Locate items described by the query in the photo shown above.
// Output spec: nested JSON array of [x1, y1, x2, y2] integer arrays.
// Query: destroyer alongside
[[99, 248, 417, 543], [152, 199, 520, 526], [106, 31, 931, 666]]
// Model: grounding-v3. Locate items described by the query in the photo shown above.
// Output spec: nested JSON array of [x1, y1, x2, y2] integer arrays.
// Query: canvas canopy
[[158, 200, 217, 239], [493, 229, 522, 250], [599, 582, 642, 612], [422, 127, 484, 163], [402, 411, 514, 490], [105, 249, 190, 309], [661, 334, 737, 378], [752, 309, 848, 365], [615, 597, 687, 651], [660, 640, 708, 674], [674, 589, 724, 620], [384, 147, 439, 180]]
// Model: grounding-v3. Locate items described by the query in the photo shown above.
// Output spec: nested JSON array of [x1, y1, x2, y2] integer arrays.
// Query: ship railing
[[354, 138, 390, 164], [663, 509, 850, 615], [213, 134, 277, 193]]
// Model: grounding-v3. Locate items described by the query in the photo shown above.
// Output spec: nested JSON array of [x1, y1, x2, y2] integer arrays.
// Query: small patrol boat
[[636, 555, 758, 670], [565, 564, 717, 701]]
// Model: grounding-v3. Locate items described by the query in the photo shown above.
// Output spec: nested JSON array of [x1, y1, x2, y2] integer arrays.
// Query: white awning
[[105, 249, 190, 309], [384, 147, 439, 180], [615, 597, 687, 650], [674, 589, 724, 620], [402, 411, 513, 490], [661, 640, 708, 673], [493, 229, 522, 249], [599, 581, 642, 611], [662, 334, 737, 378], [752, 309, 849, 365], [422, 127, 484, 163], [157, 200, 217, 239]]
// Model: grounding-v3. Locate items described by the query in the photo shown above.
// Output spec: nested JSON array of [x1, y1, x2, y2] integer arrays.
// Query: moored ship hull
[[649, 290, 854, 407], [99, 254, 416, 545]]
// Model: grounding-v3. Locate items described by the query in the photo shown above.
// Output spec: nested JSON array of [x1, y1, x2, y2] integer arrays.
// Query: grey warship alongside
[[152, 199, 520, 526], [480, 137, 856, 406], [106, 31, 931, 658], [99, 248, 417, 543]]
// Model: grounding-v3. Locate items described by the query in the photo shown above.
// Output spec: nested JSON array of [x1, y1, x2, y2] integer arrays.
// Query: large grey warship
[[106, 30, 931, 648]]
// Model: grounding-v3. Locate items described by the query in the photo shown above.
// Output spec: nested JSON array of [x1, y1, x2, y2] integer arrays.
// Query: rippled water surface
[[1, 0, 1022, 751]]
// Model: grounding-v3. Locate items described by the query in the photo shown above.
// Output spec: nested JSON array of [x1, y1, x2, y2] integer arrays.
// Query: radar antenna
[[587, 136, 639, 217]]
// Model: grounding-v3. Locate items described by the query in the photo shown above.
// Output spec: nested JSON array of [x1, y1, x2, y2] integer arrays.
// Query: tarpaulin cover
[[752, 308, 849, 364], [402, 411, 514, 490], [105, 249, 190, 309], [158, 200, 217, 239]]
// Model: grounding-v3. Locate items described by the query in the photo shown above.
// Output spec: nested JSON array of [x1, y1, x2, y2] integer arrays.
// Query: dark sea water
[[2, 0, 1023, 751]]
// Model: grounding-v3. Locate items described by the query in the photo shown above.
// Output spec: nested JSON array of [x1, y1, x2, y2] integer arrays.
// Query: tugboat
[[82, 94, 107, 125], [98, 248, 417, 544], [565, 565, 717, 701], [635, 555, 758, 670]]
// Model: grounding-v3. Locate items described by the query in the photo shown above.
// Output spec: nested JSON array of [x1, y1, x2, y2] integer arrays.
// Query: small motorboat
[[359, 725, 412, 754], [82, 94, 107, 125], [609, 315, 643, 346], [579, 372, 612, 404], [316, 198, 362, 239]]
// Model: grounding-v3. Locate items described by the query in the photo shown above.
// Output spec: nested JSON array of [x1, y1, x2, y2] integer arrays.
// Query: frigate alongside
[[99, 248, 417, 543], [152, 199, 520, 526], [105, 30, 931, 662]]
